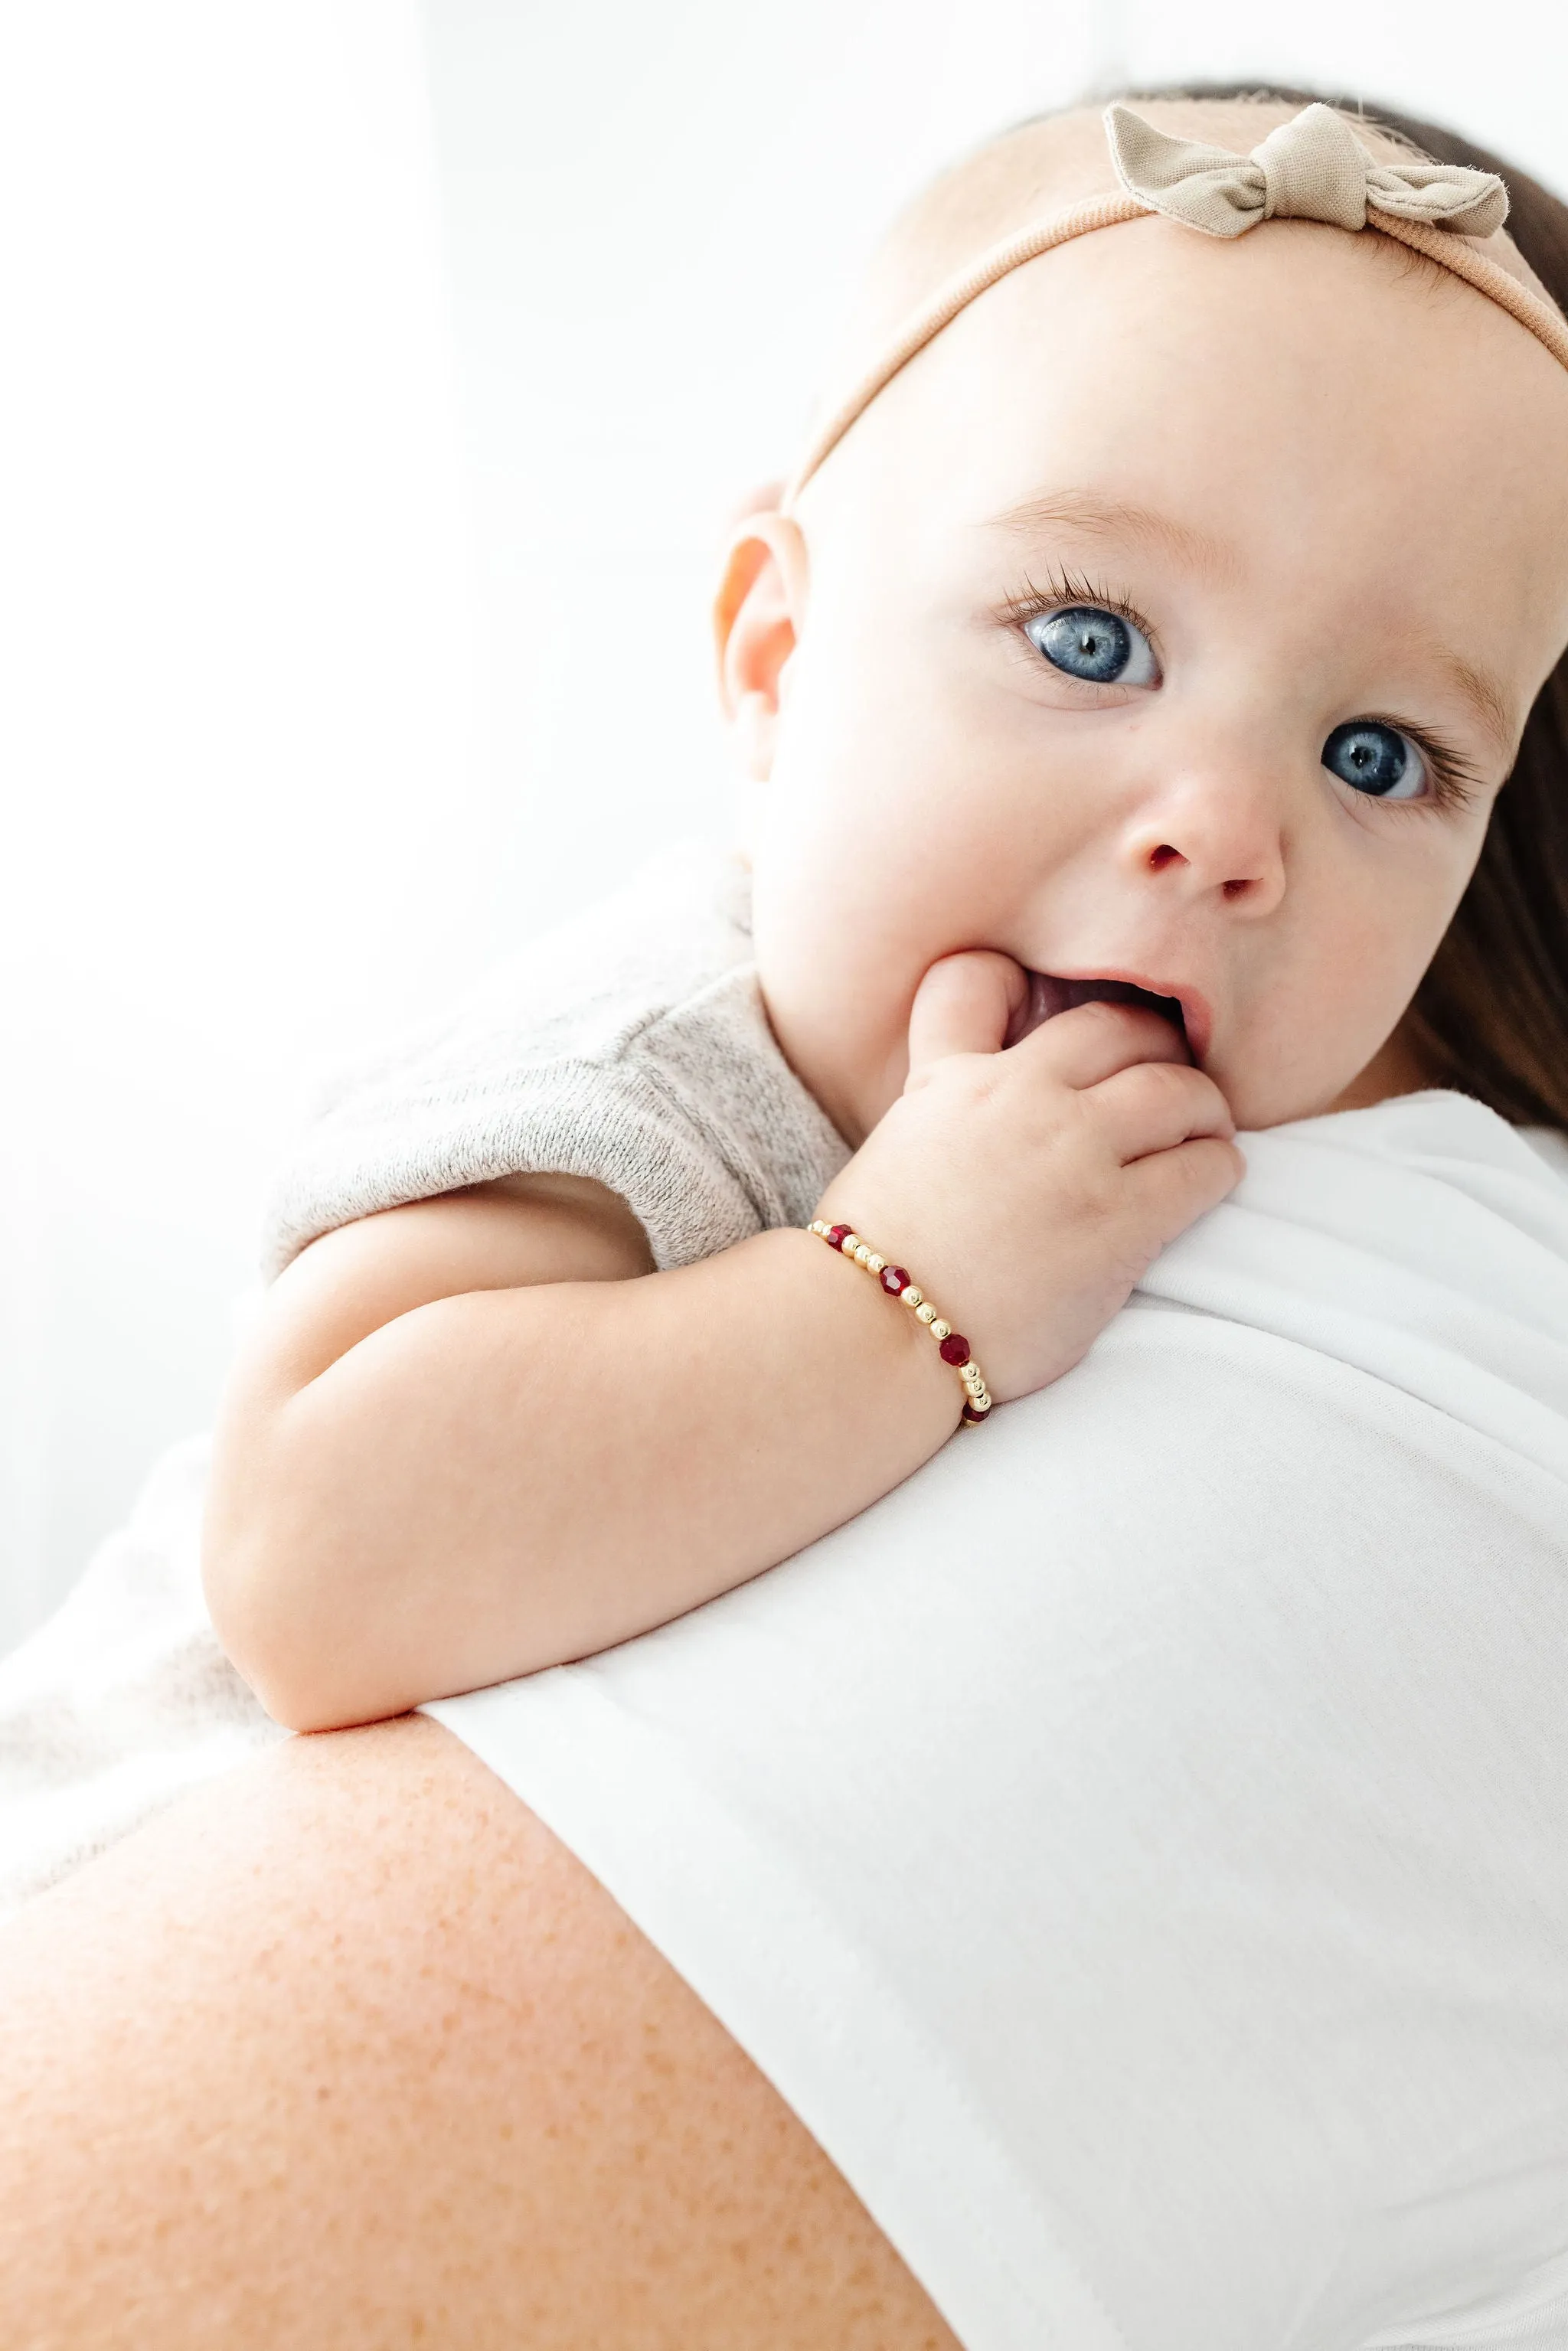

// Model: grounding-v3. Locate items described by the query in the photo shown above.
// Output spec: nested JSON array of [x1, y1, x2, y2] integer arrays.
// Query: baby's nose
[[1125, 769, 1286, 916]]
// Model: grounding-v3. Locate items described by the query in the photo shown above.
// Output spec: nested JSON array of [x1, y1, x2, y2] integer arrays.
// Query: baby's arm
[[204, 1180, 962, 1731], [204, 954, 1240, 1731]]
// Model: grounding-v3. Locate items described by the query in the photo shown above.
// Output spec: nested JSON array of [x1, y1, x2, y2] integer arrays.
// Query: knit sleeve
[[259, 844, 848, 1278]]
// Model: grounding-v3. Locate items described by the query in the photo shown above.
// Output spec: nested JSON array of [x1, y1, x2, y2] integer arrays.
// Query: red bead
[[962, 1399, 991, 1422], [939, 1333, 970, 1366], [825, 1224, 853, 1252], [880, 1265, 910, 1295]]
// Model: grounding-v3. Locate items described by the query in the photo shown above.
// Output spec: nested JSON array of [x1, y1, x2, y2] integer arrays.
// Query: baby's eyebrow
[[982, 488, 1238, 585], [1426, 642, 1516, 762]]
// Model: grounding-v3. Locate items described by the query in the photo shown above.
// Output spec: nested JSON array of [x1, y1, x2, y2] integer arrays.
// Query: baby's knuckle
[[909, 1059, 993, 1119], [1171, 1137, 1240, 1207], [1142, 1058, 1198, 1106], [1070, 1168, 1123, 1229]]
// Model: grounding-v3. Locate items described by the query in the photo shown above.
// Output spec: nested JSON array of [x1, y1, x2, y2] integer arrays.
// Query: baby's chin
[[1215, 1048, 1407, 1131]]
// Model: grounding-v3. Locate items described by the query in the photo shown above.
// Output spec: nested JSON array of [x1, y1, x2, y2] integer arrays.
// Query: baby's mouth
[[1011, 970, 1191, 1053]]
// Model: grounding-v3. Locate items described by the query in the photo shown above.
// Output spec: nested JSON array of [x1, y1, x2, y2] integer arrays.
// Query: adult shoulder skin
[[0, 1715, 964, 2349]]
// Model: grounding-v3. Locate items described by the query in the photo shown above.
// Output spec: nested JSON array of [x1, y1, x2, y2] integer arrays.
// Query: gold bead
[[963, 1364, 984, 1386], [902, 1288, 923, 1310], [931, 1318, 951, 1342], [852, 1244, 870, 1265], [866, 1254, 884, 1275], [916, 1301, 936, 1324]]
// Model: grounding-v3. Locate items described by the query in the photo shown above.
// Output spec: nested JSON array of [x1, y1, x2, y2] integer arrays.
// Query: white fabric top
[[430, 1093, 1568, 2351], [263, 847, 1568, 2346]]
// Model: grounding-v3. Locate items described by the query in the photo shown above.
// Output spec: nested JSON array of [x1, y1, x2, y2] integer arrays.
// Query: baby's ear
[[713, 506, 808, 782]]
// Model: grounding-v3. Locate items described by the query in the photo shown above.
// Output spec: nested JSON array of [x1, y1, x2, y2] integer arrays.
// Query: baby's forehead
[[804, 184, 1568, 671], [818, 97, 1553, 439]]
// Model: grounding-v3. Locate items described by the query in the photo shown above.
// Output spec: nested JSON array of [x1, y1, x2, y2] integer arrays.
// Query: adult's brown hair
[[1116, 83, 1568, 1130]]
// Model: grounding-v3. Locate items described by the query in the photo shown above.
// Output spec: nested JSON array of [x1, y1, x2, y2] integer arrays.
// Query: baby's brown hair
[[1124, 83, 1568, 1131]]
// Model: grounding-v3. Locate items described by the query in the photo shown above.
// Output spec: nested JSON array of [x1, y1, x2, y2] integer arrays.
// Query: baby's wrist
[[754, 1224, 965, 1436], [805, 1220, 993, 1422]]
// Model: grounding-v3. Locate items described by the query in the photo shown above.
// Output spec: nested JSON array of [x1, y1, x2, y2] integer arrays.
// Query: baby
[[203, 92, 1568, 1733]]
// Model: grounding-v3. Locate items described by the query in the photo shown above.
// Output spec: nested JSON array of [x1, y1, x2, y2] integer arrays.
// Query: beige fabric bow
[[1106, 100, 1510, 239]]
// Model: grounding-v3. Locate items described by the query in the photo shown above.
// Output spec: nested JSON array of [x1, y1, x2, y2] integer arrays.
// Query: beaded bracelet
[[807, 1220, 992, 1422]]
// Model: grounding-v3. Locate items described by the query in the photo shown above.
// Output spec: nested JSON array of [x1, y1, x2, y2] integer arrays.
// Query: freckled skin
[[0, 1718, 960, 2349]]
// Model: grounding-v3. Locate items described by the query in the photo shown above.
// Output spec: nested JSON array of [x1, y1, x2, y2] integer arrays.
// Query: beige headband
[[786, 102, 1568, 500]]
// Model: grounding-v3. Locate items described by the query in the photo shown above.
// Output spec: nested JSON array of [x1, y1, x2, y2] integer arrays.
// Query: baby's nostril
[[1148, 844, 1184, 873]]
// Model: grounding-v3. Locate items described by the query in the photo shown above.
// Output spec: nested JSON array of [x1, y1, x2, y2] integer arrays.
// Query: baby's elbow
[[201, 1488, 395, 1736], [201, 1537, 325, 1734]]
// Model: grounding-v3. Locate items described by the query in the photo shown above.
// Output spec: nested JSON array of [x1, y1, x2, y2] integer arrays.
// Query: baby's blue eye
[[1321, 720, 1428, 801], [1025, 605, 1158, 687]]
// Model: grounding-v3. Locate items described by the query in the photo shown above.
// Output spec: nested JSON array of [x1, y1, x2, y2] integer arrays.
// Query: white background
[[5, 0, 1567, 1650]]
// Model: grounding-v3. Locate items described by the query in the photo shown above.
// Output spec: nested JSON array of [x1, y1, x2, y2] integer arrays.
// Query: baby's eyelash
[[1373, 719, 1484, 816], [997, 568, 1158, 651]]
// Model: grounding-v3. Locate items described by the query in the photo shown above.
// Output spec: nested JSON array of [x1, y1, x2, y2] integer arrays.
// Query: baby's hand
[[815, 951, 1243, 1403]]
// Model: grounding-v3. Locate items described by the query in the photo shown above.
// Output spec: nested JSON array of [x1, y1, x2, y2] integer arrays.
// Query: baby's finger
[[1124, 1133, 1246, 1250], [906, 952, 1029, 1072], [1018, 998, 1192, 1089], [1089, 1059, 1236, 1164]]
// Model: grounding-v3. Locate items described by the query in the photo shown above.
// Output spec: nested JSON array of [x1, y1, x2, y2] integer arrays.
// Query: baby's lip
[[1014, 968, 1214, 1063]]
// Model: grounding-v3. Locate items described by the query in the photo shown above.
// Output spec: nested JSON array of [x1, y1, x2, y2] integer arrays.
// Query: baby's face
[[737, 214, 1568, 1141]]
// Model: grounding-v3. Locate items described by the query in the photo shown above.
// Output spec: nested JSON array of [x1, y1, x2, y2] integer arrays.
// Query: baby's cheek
[[750, 673, 1060, 1124], [753, 858, 944, 1143]]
